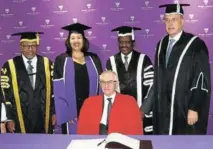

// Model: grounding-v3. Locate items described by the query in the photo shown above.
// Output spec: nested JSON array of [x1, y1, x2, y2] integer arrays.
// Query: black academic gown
[[0, 55, 54, 133], [152, 31, 211, 134], [106, 50, 154, 134], [53, 52, 103, 134]]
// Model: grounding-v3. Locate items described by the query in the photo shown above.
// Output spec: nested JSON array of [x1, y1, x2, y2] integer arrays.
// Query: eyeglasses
[[119, 41, 132, 45], [164, 17, 179, 24], [99, 80, 117, 85], [21, 45, 38, 49]]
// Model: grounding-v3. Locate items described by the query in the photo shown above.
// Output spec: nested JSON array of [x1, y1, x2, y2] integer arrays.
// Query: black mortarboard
[[159, 3, 190, 15], [11, 31, 44, 45], [111, 26, 141, 41], [61, 22, 91, 37]]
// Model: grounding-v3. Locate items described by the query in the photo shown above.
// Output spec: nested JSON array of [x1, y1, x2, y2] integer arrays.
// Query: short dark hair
[[118, 36, 135, 48], [65, 32, 89, 55]]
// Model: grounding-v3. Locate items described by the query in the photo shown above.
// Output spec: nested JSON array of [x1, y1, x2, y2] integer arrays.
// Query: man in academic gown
[[53, 23, 103, 134], [0, 32, 55, 133], [106, 26, 153, 134], [142, 3, 211, 135], [77, 70, 143, 135]]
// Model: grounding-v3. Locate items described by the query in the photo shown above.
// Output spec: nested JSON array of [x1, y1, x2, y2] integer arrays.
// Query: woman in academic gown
[[53, 23, 103, 134]]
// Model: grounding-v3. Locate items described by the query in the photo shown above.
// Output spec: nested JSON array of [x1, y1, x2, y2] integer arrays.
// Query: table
[[0, 134, 212, 149]]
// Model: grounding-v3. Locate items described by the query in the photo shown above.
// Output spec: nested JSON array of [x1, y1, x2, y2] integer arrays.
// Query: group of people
[[0, 3, 211, 135]]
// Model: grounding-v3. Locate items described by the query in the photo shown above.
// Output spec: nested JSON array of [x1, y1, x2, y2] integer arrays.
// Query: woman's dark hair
[[65, 31, 89, 55]]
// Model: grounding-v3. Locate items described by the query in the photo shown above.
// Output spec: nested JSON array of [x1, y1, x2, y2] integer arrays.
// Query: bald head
[[99, 70, 118, 82]]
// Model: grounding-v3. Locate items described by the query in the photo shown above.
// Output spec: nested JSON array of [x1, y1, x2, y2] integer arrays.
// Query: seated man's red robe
[[77, 93, 143, 135]]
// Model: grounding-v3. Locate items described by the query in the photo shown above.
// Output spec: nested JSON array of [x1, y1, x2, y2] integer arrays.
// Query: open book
[[67, 133, 153, 149]]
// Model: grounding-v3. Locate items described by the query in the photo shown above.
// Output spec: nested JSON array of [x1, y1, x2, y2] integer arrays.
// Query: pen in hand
[[97, 139, 106, 146]]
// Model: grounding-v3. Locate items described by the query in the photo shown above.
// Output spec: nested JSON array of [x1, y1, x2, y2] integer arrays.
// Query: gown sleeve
[[49, 60, 55, 115], [53, 55, 69, 125], [91, 54, 103, 75], [142, 55, 154, 99], [140, 41, 160, 114], [0, 61, 14, 121], [188, 38, 211, 112], [90, 54, 103, 94]]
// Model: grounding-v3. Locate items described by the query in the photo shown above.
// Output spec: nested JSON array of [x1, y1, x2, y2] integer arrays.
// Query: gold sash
[[8, 57, 51, 133]]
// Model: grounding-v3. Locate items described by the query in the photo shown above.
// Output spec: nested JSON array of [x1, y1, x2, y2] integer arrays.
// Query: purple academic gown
[[54, 56, 101, 134]]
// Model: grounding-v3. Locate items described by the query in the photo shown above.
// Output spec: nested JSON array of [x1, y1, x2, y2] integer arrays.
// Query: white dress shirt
[[1, 103, 7, 122], [100, 92, 116, 125], [121, 52, 133, 64], [22, 55, 37, 88]]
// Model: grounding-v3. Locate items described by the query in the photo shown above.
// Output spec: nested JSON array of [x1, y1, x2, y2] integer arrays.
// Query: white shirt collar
[[169, 30, 183, 42], [22, 54, 37, 63], [121, 51, 133, 64], [100, 92, 117, 125], [22, 55, 37, 71], [104, 92, 116, 104]]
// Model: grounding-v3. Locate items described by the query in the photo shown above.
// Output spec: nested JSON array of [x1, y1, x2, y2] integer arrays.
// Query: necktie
[[27, 60, 34, 88], [107, 98, 112, 125], [124, 56, 128, 71], [166, 39, 175, 67]]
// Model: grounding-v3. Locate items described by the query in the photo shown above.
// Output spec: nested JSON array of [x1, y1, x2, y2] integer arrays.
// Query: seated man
[[77, 70, 143, 135]]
